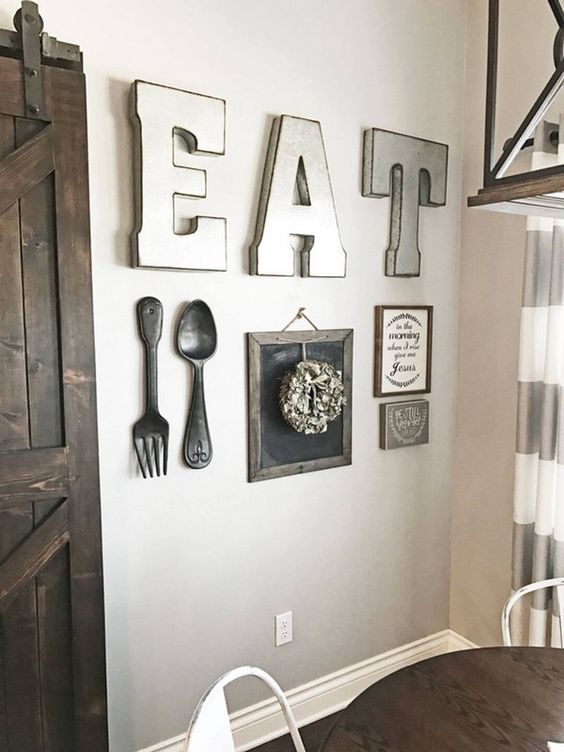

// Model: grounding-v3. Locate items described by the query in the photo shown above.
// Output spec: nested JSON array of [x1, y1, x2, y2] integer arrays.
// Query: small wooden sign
[[380, 399, 429, 450], [374, 305, 432, 397]]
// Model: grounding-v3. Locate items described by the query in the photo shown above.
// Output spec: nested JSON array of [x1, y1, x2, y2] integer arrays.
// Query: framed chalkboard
[[247, 329, 353, 482]]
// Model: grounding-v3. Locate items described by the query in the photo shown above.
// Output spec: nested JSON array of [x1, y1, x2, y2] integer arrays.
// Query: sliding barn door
[[0, 15, 108, 752]]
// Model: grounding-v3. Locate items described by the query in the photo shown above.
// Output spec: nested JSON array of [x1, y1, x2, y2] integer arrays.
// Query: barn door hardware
[[17, 1, 43, 117], [0, 1, 81, 119]]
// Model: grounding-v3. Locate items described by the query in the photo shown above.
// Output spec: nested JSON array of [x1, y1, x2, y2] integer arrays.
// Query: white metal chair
[[501, 577, 564, 647], [183, 666, 306, 752]]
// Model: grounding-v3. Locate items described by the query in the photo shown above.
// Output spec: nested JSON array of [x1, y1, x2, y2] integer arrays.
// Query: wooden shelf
[[468, 172, 564, 218]]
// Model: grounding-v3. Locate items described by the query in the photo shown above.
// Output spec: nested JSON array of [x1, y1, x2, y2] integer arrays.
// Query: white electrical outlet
[[275, 611, 293, 647]]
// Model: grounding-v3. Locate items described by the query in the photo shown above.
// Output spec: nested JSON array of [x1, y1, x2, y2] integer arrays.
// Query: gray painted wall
[[451, 0, 557, 646], [0, 0, 466, 748]]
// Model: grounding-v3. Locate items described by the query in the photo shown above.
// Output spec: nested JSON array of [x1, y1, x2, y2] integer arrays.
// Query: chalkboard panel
[[248, 329, 352, 482]]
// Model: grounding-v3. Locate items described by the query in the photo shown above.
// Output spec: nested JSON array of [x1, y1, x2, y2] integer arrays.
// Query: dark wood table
[[321, 648, 564, 752]]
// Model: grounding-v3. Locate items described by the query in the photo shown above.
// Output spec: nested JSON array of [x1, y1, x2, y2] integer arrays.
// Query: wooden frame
[[374, 306, 433, 398], [247, 329, 353, 482]]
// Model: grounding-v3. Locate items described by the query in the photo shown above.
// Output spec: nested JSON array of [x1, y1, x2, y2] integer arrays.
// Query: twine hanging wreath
[[279, 359, 346, 435]]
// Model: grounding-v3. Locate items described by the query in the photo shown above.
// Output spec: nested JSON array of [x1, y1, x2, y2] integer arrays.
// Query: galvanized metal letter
[[363, 129, 448, 277], [250, 115, 346, 277], [131, 80, 227, 271]]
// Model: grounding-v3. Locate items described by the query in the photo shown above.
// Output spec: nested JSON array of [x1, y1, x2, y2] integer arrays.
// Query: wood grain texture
[[468, 171, 564, 207], [0, 56, 26, 117], [0, 623, 7, 750], [0, 52, 107, 750], [16, 118, 62, 449], [35, 541, 74, 752], [0, 447, 69, 501], [50, 63, 108, 750], [0, 114, 28, 452], [2, 581, 44, 749], [0, 501, 42, 749], [0, 122, 54, 215], [0, 500, 68, 610], [322, 648, 564, 752]]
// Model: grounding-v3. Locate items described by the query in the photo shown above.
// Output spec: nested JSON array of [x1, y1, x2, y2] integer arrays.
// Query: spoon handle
[[184, 362, 212, 469]]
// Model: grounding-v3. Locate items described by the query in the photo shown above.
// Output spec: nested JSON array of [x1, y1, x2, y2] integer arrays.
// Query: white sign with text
[[374, 306, 432, 396]]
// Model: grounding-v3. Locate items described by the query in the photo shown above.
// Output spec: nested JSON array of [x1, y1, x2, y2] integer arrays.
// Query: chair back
[[184, 666, 306, 752], [502, 577, 564, 646]]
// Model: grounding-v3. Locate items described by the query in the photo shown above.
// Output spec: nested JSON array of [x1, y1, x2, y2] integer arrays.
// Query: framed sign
[[380, 400, 429, 450], [374, 305, 432, 397], [247, 329, 352, 482]]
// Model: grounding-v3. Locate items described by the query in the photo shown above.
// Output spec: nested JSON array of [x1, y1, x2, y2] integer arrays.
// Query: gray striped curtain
[[512, 120, 564, 646]]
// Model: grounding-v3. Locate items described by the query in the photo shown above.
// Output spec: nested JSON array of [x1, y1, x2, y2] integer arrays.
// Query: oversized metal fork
[[133, 297, 169, 478]]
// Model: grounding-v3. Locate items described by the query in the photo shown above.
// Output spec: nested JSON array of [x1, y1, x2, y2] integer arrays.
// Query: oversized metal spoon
[[177, 300, 217, 469]]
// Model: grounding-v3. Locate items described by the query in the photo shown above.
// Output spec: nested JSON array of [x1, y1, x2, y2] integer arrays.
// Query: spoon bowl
[[176, 300, 217, 469], [177, 300, 217, 362]]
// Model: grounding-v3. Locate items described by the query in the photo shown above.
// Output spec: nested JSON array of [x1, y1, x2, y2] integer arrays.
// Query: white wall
[[0, 1, 466, 749], [450, 0, 557, 646]]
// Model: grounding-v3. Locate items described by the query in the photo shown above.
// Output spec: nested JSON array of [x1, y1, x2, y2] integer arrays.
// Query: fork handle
[[138, 297, 163, 411]]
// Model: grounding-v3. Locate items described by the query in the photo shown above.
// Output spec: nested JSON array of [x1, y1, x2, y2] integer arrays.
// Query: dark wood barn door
[[0, 14, 108, 752]]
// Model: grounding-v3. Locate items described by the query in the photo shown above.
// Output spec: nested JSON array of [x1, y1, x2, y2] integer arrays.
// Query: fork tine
[[153, 436, 161, 477], [134, 437, 148, 479], [163, 433, 168, 476], [143, 436, 154, 478]]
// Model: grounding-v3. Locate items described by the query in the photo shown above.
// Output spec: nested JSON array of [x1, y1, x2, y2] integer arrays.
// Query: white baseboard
[[446, 630, 477, 652], [138, 629, 476, 752]]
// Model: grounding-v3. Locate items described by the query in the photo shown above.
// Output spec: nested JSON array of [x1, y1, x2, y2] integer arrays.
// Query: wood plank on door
[[0, 502, 43, 749], [35, 500, 74, 752], [0, 114, 28, 452], [16, 118, 62, 450]]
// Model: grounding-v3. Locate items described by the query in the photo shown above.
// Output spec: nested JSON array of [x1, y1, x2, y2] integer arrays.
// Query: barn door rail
[[0, 1, 82, 118], [0, 0, 82, 120]]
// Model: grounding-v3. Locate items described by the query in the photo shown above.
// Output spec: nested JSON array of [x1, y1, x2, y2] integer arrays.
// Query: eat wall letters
[[363, 129, 448, 277], [250, 115, 347, 277], [131, 80, 227, 271]]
